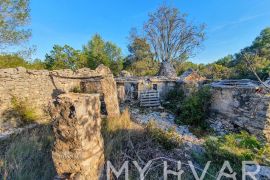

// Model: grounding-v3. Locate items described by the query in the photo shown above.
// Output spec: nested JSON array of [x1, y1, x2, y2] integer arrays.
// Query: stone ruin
[[0, 64, 119, 126], [115, 68, 205, 104], [50, 93, 104, 179], [209, 79, 270, 142]]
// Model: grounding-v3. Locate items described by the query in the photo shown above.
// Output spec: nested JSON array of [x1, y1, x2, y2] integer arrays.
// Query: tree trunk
[[158, 61, 177, 77]]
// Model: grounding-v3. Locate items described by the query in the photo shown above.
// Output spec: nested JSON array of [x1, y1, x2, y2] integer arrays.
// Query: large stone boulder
[[50, 93, 104, 179], [158, 61, 177, 78]]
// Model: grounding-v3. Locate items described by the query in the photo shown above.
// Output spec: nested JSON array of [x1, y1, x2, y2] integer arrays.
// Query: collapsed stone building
[[209, 79, 270, 142], [115, 68, 206, 106]]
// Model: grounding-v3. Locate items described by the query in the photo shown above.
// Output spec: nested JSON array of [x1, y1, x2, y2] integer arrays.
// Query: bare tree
[[143, 5, 205, 64], [242, 52, 270, 90]]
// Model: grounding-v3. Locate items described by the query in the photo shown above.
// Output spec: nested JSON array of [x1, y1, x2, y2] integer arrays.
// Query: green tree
[[44, 45, 87, 70], [83, 34, 110, 68], [124, 30, 159, 76], [0, 0, 31, 48], [83, 34, 123, 75]]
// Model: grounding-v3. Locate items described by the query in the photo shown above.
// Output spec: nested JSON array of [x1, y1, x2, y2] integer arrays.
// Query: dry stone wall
[[0, 65, 120, 122], [209, 86, 270, 142], [50, 93, 104, 179]]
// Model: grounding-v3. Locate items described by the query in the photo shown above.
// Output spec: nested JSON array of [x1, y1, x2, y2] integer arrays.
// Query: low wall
[[0, 65, 119, 124], [209, 86, 270, 142]]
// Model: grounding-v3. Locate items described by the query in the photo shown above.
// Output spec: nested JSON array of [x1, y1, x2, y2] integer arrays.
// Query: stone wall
[[0, 65, 119, 124], [209, 86, 270, 142], [50, 93, 104, 179]]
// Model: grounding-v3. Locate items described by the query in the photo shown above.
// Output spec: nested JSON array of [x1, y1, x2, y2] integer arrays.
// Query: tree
[[44, 45, 87, 70], [143, 5, 205, 64], [231, 28, 270, 80], [0, 0, 31, 48], [83, 34, 110, 68], [124, 30, 159, 76], [83, 34, 123, 75]]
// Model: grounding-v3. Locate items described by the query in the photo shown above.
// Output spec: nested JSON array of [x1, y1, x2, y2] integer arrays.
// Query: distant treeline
[[1, 28, 269, 80]]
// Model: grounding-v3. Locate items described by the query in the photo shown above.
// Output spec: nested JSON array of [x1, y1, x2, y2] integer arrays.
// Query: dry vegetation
[[101, 109, 195, 179], [0, 125, 55, 180]]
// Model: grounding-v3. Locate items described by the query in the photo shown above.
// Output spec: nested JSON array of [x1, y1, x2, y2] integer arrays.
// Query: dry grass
[[101, 108, 191, 179], [0, 125, 56, 180]]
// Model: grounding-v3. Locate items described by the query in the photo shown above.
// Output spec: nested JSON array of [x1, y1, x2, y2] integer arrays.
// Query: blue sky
[[29, 0, 270, 64]]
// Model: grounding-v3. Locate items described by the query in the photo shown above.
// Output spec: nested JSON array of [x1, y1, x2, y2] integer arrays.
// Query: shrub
[[164, 86, 211, 129], [163, 86, 185, 115], [196, 132, 270, 178], [146, 120, 182, 150], [179, 86, 211, 128], [69, 86, 82, 93], [11, 97, 39, 123]]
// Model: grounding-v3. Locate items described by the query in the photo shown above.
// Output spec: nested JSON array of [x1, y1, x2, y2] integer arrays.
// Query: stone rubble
[[130, 107, 203, 144]]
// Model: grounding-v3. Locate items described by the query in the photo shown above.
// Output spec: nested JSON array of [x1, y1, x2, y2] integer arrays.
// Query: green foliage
[[146, 120, 182, 150], [11, 96, 39, 123], [163, 86, 185, 115], [69, 86, 82, 93], [174, 61, 200, 76], [179, 86, 211, 128], [125, 58, 159, 76], [83, 34, 123, 75], [164, 86, 211, 129], [201, 63, 232, 80], [196, 132, 270, 178], [0, 125, 55, 179], [0, 54, 29, 68], [124, 32, 159, 76], [44, 44, 87, 70], [0, 0, 31, 47]]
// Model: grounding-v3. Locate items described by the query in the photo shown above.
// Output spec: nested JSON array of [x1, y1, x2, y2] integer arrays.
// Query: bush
[[179, 86, 211, 128], [196, 132, 270, 178], [11, 97, 39, 123], [163, 86, 185, 115], [164, 86, 211, 129]]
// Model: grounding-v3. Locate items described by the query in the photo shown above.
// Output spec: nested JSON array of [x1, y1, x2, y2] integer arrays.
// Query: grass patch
[[195, 131, 270, 179], [11, 96, 39, 123], [0, 125, 56, 180]]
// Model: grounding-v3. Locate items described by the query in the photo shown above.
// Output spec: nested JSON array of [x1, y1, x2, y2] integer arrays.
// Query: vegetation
[[83, 34, 124, 75], [195, 132, 270, 179], [0, 0, 31, 48], [44, 45, 87, 70], [11, 96, 39, 123], [0, 125, 55, 179], [146, 120, 182, 150], [143, 5, 205, 63], [164, 86, 211, 130]]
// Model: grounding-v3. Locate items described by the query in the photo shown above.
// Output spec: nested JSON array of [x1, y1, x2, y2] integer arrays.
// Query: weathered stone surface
[[158, 61, 177, 77], [50, 93, 104, 180], [0, 65, 120, 125], [209, 84, 270, 142]]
